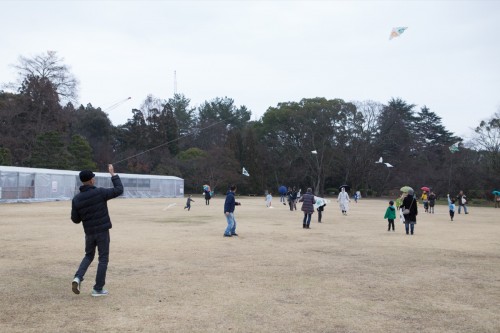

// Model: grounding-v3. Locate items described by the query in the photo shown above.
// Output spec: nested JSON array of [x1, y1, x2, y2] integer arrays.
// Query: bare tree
[[473, 111, 500, 154], [12, 50, 79, 104]]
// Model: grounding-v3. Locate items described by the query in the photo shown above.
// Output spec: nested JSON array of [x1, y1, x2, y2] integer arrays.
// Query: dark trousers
[[303, 213, 312, 227], [404, 223, 414, 235], [318, 210, 322, 222], [450, 210, 455, 220], [75, 230, 110, 291], [388, 219, 394, 230]]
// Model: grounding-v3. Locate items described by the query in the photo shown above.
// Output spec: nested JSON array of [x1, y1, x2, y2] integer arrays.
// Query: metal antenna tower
[[174, 70, 177, 95]]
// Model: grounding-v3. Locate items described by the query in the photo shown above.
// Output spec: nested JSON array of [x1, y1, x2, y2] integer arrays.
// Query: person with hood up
[[337, 187, 350, 215], [400, 189, 418, 235], [384, 200, 396, 231], [299, 188, 316, 229]]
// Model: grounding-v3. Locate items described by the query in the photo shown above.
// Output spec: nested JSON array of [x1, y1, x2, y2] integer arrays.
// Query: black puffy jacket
[[71, 175, 124, 235]]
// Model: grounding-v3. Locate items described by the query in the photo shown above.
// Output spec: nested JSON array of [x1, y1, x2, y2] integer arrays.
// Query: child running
[[447, 194, 455, 221], [384, 200, 396, 231], [184, 195, 195, 211]]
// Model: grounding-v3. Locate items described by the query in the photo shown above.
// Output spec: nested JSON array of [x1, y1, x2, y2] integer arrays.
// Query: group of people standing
[[420, 191, 437, 214], [384, 189, 470, 235], [385, 189, 418, 235]]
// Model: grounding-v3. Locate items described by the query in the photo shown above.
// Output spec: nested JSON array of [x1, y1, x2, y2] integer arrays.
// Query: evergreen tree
[[0, 147, 12, 165], [68, 134, 97, 170], [29, 131, 70, 169]]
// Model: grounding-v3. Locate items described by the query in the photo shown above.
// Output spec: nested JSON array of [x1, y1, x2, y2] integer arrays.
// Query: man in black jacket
[[71, 164, 123, 297]]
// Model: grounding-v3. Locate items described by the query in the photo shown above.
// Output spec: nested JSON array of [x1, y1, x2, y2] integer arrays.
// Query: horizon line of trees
[[1, 51, 499, 199]]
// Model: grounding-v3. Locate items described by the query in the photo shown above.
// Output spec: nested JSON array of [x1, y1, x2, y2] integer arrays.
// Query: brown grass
[[0, 197, 499, 333]]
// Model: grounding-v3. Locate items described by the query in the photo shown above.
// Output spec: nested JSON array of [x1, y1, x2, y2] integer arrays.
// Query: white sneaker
[[91, 289, 109, 297], [72, 277, 81, 295]]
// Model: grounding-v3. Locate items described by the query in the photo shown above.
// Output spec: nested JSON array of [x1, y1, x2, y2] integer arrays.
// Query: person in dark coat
[[317, 203, 326, 223], [400, 189, 418, 235], [428, 192, 436, 214], [299, 188, 316, 229], [223, 185, 241, 237], [71, 164, 123, 297], [204, 189, 211, 205], [184, 195, 195, 211]]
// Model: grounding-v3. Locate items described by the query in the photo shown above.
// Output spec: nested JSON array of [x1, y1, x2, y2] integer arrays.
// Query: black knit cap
[[79, 170, 95, 182]]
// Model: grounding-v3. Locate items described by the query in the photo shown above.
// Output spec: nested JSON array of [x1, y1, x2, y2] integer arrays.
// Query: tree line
[[1, 51, 499, 198]]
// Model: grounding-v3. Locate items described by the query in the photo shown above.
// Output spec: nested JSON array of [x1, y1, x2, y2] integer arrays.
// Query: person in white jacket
[[337, 187, 351, 215]]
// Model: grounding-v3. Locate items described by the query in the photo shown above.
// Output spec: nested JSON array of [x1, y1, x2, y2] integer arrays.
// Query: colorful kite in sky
[[389, 27, 408, 40]]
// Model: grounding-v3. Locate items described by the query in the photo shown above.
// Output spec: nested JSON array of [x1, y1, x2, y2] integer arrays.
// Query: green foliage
[[71, 104, 115, 163], [168, 94, 196, 138], [2, 55, 499, 195], [29, 131, 70, 169], [68, 135, 97, 170], [177, 148, 207, 160], [0, 147, 12, 165]]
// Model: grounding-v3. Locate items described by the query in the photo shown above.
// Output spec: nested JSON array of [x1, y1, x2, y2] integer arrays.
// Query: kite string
[[112, 118, 227, 165]]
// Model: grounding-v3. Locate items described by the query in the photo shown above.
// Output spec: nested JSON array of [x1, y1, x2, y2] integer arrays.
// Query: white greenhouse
[[0, 166, 184, 203]]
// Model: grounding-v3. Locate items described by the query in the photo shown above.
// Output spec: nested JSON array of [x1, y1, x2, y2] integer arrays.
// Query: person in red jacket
[[71, 164, 123, 297]]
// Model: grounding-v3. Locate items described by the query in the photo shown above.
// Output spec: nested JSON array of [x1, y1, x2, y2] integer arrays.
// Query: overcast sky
[[1, 0, 499, 138]]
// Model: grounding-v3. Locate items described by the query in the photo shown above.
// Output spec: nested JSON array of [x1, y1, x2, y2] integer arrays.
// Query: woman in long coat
[[400, 189, 418, 235], [299, 188, 316, 229], [337, 187, 350, 215]]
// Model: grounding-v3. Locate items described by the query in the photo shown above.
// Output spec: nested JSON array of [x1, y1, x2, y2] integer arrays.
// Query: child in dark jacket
[[184, 195, 194, 211], [384, 200, 396, 231]]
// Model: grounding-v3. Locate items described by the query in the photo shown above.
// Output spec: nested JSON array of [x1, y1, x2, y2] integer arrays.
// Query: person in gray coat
[[299, 188, 316, 229]]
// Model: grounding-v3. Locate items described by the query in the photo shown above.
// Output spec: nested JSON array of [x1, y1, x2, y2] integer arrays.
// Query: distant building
[[0, 166, 184, 203]]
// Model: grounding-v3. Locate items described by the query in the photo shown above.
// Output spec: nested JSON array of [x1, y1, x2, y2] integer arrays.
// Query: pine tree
[[68, 135, 97, 170]]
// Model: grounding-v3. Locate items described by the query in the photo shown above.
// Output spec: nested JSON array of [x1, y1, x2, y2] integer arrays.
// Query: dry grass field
[[0, 196, 499, 333]]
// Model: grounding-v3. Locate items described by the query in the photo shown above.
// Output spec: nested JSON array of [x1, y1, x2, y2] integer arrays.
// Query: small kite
[[242, 167, 250, 177], [389, 27, 408, 40], [311, 150, 318, 154], [449, 142, 460, 153], [384, 163, 394, 168], [375, 157, 383, 164]]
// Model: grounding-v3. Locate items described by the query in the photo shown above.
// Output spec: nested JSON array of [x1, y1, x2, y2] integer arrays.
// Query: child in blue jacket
[[447, 194, 455, 221]]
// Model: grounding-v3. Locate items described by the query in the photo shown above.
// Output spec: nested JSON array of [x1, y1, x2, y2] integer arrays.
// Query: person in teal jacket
[[384, 200, 397, 231]]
